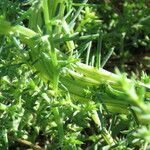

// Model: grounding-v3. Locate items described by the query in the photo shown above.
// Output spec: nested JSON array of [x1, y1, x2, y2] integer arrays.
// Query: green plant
[[0, 0, 150, 149]]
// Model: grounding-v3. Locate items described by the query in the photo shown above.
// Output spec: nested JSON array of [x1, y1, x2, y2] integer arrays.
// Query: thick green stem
[[53, 107, 64, 148], [0, 18, 150, 124]]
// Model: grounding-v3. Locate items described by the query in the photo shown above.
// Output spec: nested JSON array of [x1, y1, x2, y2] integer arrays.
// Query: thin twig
[[9, 136, 43, 150]]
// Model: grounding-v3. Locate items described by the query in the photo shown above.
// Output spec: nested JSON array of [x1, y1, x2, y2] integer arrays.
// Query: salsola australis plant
[[0, 0, 150, 149]]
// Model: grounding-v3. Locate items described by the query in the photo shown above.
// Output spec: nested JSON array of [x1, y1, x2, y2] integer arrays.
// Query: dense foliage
[[0, 0, 150, 149]]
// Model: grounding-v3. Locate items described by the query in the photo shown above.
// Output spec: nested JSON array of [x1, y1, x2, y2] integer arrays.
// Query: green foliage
[[0, 0, 150, 149]]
